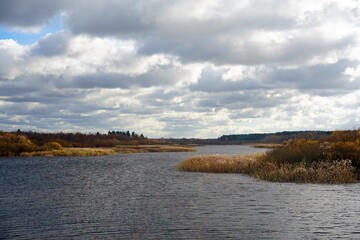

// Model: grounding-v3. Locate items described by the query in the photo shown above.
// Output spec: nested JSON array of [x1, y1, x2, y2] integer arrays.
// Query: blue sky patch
[[0, 15, 63, 45]]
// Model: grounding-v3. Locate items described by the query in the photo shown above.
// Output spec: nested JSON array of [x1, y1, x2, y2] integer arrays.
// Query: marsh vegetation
[[178, 130, 360, 184], [0, 131, 194, 157]]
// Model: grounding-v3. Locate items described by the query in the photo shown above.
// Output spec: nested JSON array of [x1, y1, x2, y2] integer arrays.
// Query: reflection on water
[[0, 145, 359, 239]]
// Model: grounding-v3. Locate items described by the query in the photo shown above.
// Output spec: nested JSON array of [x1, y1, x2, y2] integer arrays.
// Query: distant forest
[[166, 131, 333, 145], [0, 129, 338, 150], [218, 131, 333, 144], [9, 130, 149, 148]]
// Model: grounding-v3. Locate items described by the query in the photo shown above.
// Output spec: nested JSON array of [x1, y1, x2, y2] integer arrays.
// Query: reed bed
[[21, 148, 115, 157], [177, 154, 357, 184], [253, 159, 357, 184], [20, 145, 195, 157], [177, 154, 260, 174]]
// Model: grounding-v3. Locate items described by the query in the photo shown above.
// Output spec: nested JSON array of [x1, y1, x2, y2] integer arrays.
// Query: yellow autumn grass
[[20, 144, 195, 157], [177, 153, 357, 184], [177, 154, 260, 174], [21, 148, 116, 157]]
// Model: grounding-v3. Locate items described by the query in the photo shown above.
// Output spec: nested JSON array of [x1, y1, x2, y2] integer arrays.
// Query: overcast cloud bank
[[0, 0, 359, 137]]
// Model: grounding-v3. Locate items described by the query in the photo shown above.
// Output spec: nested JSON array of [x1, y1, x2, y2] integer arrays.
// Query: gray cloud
[[190, 67, 263, 92], [0, 0, 66, 28], [190, 60, 360, 95], [63, 0, 357, 65], [266, 59, 360, 91], [139, 31, 356, 65], [31, 31, 70, 56], [1, 0, 356, 65], [65, 0, 151, 36], [0, 74, 59, 96], [195, 90, 290, 111], [1, 1, 360, 137], [57, 65, 185, 89]]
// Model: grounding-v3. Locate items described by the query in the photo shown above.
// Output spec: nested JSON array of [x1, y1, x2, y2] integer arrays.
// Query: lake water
[[0, 145, 359, 239]]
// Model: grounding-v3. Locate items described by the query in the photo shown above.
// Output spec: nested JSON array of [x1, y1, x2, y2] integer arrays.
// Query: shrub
[[0, 133, 35, 156], [266, 139, 325, 165], [43, 141, 63, 150], [327, 141, 360, 160], [328, 130, 360, 142], [326, 141, 360, 177]]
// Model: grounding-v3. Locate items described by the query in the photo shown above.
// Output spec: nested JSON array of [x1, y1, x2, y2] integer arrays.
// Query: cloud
[[265, 59, 360, 91], [62, 0, 359, 65], [62, 64, 185, 89], [31, 31, 71, 56], [0, 0, 65, 30], [0, 39, 28, 79], [190, 66, 264, 92], [190, 60, 360, 94], [0, 1, 360, 137], [65, 0, 150, 36]]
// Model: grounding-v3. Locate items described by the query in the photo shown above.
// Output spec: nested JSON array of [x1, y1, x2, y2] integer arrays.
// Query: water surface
[[0, 145, 359, 239]]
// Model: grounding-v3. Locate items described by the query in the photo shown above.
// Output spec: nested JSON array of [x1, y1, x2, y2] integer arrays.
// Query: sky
[[0, 0, 359, 138]]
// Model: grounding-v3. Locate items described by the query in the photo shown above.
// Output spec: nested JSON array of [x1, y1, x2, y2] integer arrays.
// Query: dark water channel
[[0, 145, 359, 239]]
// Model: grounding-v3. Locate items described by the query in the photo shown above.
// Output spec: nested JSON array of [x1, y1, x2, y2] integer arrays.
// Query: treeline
[[21, 130, 148, 148], [0, 130, 152, 156], [166, 131, 333, 145], [218, 131, 333, 144], [108, 130, 145, 138]]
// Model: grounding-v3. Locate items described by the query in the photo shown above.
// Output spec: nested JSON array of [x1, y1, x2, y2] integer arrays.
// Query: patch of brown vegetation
[[21, 148, 115, 157], [177, 153, 357, 184]]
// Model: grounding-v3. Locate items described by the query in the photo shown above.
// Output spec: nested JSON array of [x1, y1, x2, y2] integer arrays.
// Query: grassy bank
[[177, 154, 357, 184]]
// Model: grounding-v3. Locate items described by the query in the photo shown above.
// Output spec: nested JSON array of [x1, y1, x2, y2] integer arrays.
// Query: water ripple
[[0, 146, 359, 239]]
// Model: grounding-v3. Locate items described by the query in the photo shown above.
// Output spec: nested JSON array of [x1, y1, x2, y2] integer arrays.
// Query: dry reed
[[20, 144, 195, 157], [177, 154, 260, 173], [21, 148, 115, 157], [177, 154, 357, 184]]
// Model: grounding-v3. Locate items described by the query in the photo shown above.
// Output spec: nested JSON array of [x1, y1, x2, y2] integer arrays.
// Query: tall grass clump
[[252, 158, 356, 184], [177, 154, 260, 174]]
